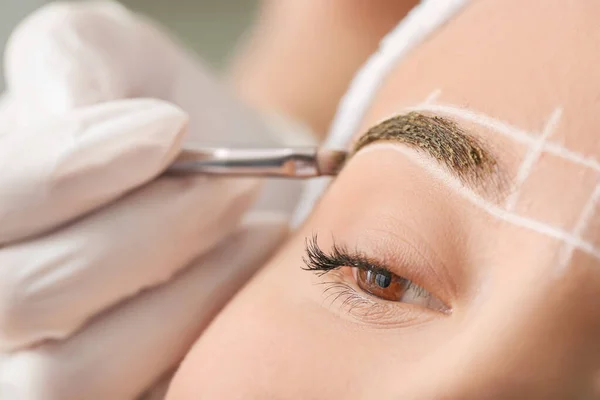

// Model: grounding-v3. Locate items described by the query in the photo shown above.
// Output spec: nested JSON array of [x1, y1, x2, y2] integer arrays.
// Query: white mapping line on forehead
[[420, 89, 442, 106], [292, 0, 471, 228], [404, 99, 600, 273], [407, 103, 600, 173], [505, 108, 563, 211], [373, 89, 443, 127], [355, 143, 600, 268], [558, 183, 600, 273]]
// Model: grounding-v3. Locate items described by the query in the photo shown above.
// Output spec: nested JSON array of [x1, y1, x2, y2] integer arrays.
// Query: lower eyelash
[[319, 279, 435, 328], [322, 281, 356, 305], [316, 272, 392, 320], [304, 235, 447, 322], [322, 281, 368, 314]]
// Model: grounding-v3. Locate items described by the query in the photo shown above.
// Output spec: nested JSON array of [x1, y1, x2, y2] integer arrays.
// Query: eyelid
[[350, 266, 449, 313], [358, 227, 458, 308], [304, 234, 455, 312], [319, 269, 444, 327]]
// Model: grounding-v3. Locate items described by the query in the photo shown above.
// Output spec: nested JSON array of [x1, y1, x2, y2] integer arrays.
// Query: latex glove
[[0, 1, 311, 399]]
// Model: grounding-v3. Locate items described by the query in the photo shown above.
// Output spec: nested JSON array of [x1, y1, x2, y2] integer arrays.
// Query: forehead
[[352, 1, 600, 271]]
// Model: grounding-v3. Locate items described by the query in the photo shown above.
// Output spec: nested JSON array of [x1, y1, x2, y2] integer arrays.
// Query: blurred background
[[0, 0, 261, 90]]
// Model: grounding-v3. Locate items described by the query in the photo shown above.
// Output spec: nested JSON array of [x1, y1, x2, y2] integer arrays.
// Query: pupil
[[375, 271, 391, 288]]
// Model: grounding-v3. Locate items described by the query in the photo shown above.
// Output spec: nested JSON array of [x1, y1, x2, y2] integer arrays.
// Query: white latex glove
[[0, 1, 313, 399]]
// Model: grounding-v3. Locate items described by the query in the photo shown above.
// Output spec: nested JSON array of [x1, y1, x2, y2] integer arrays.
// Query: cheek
[[172, 242, 363, 394], [167, 258, 360, 398], [167, 236, 453, 399]]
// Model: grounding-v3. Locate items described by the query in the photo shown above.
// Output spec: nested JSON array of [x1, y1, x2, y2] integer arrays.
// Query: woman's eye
[[354, 268, 448, 313], [355, 268, 406, 301]]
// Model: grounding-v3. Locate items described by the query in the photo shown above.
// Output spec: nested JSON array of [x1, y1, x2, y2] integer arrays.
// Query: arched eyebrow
[[352, 112, 507, 196]]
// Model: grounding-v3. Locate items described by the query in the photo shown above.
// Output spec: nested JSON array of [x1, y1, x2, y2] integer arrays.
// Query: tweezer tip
[[316, 149, 348, 176]]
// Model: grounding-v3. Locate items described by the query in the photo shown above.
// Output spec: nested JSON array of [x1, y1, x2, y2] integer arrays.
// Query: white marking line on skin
[[374, 90, 442, 127], [407, 103, 536, 144], [356, 143, 600, 265], [407, 103, 600, 172], [420, 89, 442, 106], [558, 183, 600, 272], [406, 101, 600, 273], [504, 108, 563, 211]]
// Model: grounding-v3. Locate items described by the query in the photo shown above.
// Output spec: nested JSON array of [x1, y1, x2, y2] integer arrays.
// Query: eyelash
[[302, 235, 436, 321]]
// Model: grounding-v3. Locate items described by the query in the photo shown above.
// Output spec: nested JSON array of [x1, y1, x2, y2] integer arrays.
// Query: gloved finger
[[4, 0, 290, 148], [0, 172, 260, 350], [4, 0, 136, 121], [0, 212, 288, 400], [5, 0, 314, 218], [0, 98, 187, 244]]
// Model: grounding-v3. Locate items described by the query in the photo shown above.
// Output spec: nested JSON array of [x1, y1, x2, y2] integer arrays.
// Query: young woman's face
[[168, 1, 600, 398]]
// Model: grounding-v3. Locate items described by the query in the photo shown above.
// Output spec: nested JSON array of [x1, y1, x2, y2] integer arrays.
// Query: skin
[[168, 0, 600, 398], [229, 0, 419, 137]]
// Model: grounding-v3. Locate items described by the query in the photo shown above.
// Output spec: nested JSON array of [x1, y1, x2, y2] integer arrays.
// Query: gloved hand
[[0, 1, 313, 399]]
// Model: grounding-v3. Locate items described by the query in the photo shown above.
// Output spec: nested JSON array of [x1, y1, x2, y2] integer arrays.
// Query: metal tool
[[167, 147, 348, 178]]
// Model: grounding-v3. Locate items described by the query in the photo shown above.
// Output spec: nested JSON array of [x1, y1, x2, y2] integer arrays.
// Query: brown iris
[[356, 268, 408, 302]]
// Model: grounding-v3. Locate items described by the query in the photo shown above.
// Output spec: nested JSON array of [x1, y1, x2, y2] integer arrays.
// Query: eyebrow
[[353, 112, 505, 195]]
